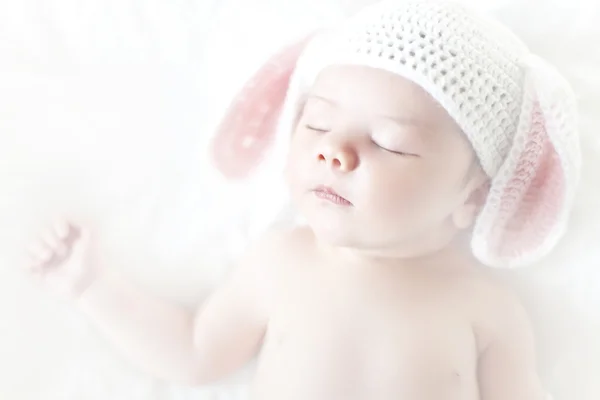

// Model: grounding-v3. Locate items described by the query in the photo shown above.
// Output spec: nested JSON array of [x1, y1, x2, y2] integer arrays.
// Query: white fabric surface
[[0, 0, 598, 399]]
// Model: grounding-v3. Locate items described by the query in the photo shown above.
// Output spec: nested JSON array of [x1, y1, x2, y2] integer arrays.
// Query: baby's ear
[[210, 35, 314, 181], [453, 169, 490, 230], [469, 171, 491, 211], [453, 181, 490, 230]]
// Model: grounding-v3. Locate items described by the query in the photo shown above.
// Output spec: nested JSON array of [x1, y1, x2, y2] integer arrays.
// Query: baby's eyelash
[[305, 124, 329, 133], [372, 140, 419, 157], [382, 147, 410, 156]]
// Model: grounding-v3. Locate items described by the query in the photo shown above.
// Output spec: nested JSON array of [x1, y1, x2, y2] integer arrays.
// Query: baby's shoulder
[[462, 270, 533, 352], [231, 226, 314, 304], [462, 269, 519, 304]]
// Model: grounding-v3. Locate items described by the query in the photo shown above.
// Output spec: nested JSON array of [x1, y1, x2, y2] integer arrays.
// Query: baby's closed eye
[[305, 123, 331, 133], [371, 140, 417, 156], [301, 96, 337, 132], [371, 130, 421, 157]]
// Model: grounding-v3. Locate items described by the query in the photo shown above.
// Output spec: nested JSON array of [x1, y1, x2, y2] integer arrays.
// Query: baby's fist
[[25, 219, 96, 299]]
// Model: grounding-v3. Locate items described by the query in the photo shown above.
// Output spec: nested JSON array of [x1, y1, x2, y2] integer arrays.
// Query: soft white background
[[0, 0, 598, 399]]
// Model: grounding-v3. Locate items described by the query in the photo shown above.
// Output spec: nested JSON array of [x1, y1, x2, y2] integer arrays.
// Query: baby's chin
[[308, 222, 358, 247], [297, 208, 352, 242]]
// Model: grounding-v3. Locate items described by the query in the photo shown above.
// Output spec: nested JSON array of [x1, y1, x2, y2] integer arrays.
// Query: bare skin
[[24, 65, 546, 400]]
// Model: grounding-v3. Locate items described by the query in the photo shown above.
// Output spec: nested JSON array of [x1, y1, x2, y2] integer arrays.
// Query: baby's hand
[[24, 219, 96, 300]]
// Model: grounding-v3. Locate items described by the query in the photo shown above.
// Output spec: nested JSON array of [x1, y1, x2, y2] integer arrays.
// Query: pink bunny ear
[[210, 35, 313, 180], [473, 55, 581, 268]]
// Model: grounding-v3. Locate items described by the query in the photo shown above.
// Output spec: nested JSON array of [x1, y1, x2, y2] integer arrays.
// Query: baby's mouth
[[312, 185, 353, 206]]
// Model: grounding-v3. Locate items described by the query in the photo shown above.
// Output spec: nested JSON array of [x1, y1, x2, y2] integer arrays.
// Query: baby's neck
[[317, 233, 478, 273]]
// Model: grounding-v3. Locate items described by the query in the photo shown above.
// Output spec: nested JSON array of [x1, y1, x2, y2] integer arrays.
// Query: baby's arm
[[477, 293, 547, 400], [25, 221, 276, 386]]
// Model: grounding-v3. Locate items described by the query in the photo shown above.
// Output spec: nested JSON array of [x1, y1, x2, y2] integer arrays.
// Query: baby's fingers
[[52, 218, 71, 240], [41, 229, 67, 256], [26, 222, 71, 271], [26, 240, 54, 271]]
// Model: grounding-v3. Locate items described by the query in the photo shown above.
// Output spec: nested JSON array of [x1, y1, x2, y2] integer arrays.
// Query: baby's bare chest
[[254, 264, 481, 400]]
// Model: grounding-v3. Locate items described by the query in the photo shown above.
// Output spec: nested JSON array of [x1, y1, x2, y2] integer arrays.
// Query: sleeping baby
[[23, 1, 580, 399]]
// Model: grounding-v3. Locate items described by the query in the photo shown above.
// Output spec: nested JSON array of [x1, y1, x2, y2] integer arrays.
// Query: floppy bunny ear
[[210, 35, 313, 180], [472, 54, 582, 268]]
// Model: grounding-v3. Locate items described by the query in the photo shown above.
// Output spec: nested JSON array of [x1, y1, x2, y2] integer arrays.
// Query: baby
[[24, 1, 580, 400]]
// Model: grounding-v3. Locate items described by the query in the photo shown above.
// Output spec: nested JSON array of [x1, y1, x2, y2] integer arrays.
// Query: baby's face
[[285, 65, 482, 253]]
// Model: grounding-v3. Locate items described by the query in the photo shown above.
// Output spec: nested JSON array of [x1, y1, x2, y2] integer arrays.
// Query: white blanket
[[0, 1, 599, 399]]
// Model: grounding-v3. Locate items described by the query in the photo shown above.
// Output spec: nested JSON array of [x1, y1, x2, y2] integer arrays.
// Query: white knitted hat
[[211, 0, 581, 268]]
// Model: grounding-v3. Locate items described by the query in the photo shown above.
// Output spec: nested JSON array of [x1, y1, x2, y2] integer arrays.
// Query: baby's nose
[[317, 141, 359, 172]]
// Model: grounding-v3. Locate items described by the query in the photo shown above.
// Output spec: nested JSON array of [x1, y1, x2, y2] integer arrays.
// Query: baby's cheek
[[371, 177, 425, 216], [373, 174, 446, 231], [285, 149, 312, 191]]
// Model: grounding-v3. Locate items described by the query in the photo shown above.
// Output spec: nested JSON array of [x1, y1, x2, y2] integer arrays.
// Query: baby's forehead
[[309, 65, 459, 129]]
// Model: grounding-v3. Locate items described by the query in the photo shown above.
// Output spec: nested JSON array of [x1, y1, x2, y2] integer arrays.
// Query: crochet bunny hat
[[211, 0, 581, 268]]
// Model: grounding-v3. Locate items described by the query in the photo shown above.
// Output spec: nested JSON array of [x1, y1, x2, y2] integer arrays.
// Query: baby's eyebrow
[[305, 94, 337, 107], [380, 115, 425, 128], [306, 93, 427, 129]]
